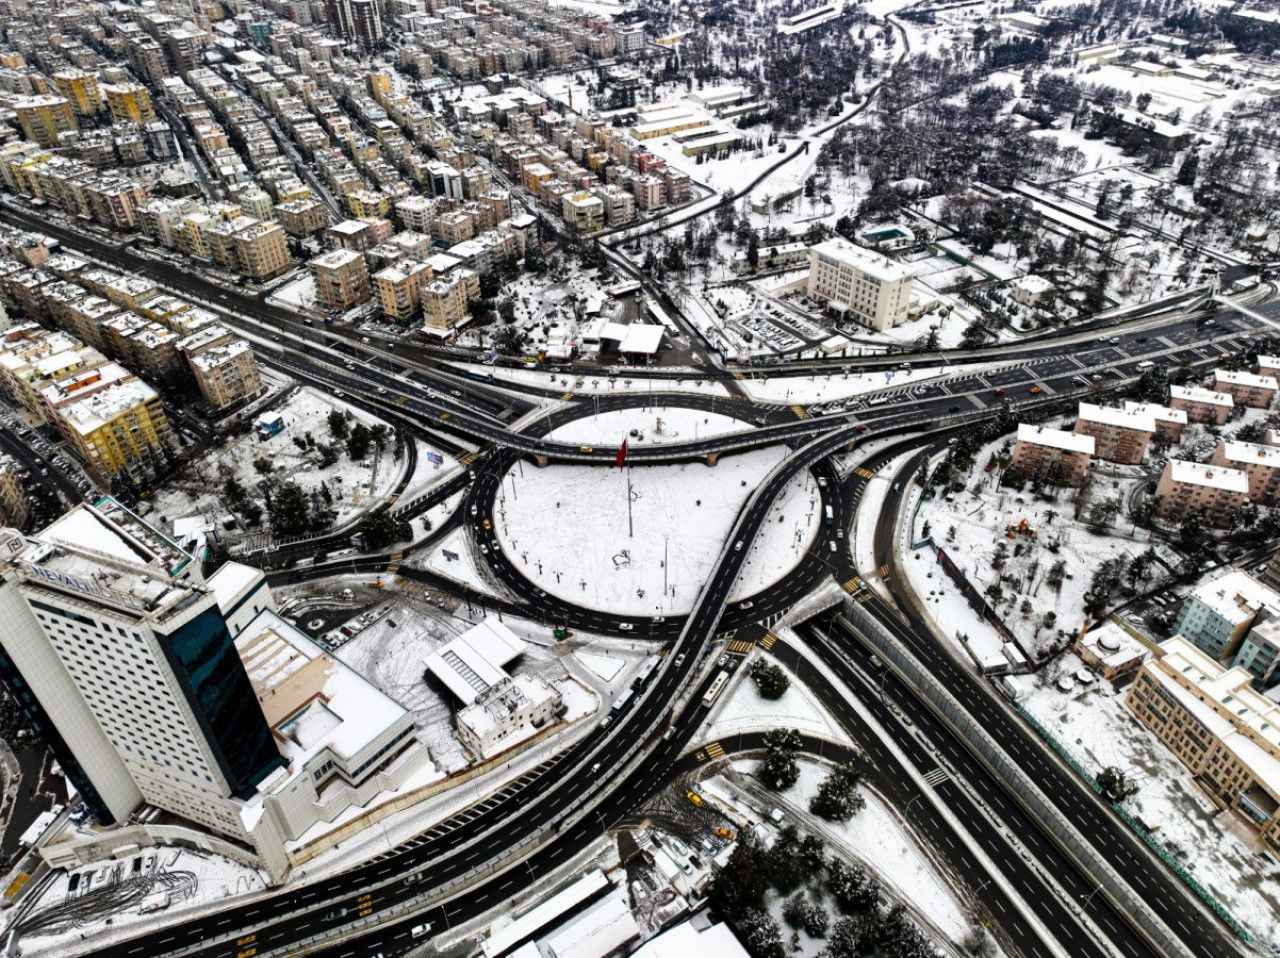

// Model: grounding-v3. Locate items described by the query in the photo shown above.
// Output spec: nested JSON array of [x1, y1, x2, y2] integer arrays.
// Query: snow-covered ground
[[904, 437, 1175, 663], [421, 526, 517, 604], [697, 655, 853, 749], [150, 386, 413, 534], [545, 406, 750, 446], [739, 367, 943, 405], [1011, 666, 1280, 950], [447, 361, 730, 397], [14, 848, 267, 956], [493, 446, 820, 616], [576, 651, 625, 683]]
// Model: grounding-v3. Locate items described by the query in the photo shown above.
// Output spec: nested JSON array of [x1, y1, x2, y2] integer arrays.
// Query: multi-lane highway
[[4, 199, 1270, 958]]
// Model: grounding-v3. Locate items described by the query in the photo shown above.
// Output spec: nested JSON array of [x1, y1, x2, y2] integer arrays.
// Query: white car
[[618, 622, 634, 631]]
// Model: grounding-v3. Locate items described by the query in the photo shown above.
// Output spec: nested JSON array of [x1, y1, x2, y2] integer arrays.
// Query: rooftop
[[1077, 402, 1155, 433], [809, 236, 912, 283], [1215, 368, 1279, 390], [1123, 401, 1187, 425], [1220, 440, 1280, 468], [1167, 459, 1250, 494], [424, 616, 525, 705], [1170, 384, 1234, 406], [1016, 423, 1094, 455]]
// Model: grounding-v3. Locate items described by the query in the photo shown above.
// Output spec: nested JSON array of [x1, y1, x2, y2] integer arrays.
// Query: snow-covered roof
[[619, 323, 664, 355], [1220, 440, 1280, 469], [1167, 459, 1249, 493], [1184, 569, 1280, 625], [1123, 401, 1187, 426], [1170, 384, 1233, 407], [481, 870, 610, 958], [1016, 423, 1094, 455], [1257, 355, 1280, 370], [1012, 273, 1054, 294], [1215, 368, 1278, 391], [632, 919, 749, 958], [235, 609, 407, 768], [208, 561, 264, 614], [809, 236, 911, 283], [1077, 402, 1155, 433], [1078, 621, 1147, 669], [38, 498, 194, 577], [424, 616, 526, 705]]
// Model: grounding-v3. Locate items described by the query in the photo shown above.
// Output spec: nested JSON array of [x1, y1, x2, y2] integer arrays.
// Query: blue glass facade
[[158, 607, 283, 799]]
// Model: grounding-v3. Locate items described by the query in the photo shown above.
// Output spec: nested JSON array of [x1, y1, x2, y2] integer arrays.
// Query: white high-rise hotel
[[0, 499, 427, 881], [806, 237, 913, 332]]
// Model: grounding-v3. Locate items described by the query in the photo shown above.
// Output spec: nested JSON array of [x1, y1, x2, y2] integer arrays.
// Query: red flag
[[616, 438, 629, 469]]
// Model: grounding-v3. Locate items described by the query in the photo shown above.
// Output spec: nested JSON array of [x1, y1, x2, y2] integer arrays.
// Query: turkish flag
[[616, 438, 628, 469]]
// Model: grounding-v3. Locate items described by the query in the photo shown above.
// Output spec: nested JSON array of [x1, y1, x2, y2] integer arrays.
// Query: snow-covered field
[[740, 367, 943, 405], [545, 406, 750, 446], [904, 438, 1173, 663], [1012, 666, 1280, 950], [698, 655, 853, 749], [494, 446, 820, 615]]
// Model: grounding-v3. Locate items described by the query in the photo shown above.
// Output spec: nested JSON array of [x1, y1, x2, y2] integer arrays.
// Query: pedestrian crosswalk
[[726, 639, 755, 655], [877, 564, 890, 578], [705, 741, 726, 760], [562, 391, 574, 400], [843, 576, 863, 594], [854, 467, 876, 480], [459, 452, 479, 465], [791, 405, 808, 419], [922, 767, 949, 788], [759, 632, 778, 651]]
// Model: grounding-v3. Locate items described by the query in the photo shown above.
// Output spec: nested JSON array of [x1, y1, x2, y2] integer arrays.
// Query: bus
[[612, 688, 634, 714], [702, 670, 730, 709], [824, 505, 833, 523], [865, 395, 891, 407]]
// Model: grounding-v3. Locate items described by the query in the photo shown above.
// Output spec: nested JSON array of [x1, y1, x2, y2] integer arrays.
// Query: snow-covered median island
[[493, 443, 821, 616]]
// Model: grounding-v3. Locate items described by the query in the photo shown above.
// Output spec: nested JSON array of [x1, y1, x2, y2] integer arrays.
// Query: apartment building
[[233, 221, 290, 281], [178, 324, 262, 411], [1125, 637, 1280, 849], [15, 96, 78, 147], [274, 198, 329, 237], [1074, 403, 1155, 465], [1210, 440, 1280, 504], [0, 455, 28, 529], [1258, 355, 1280, 380], [1008, 424, 1094, 486], [372, 259, 431, 322], [310, 249, 371, 311], [561, 190, 604, 233], [1123, 400, 1187, 442], [1169, 384, 1234, 425], [806, 237, 912, 332], [56, 379, 173, 482], [1154, 459, 1250, 528], [1214, 369, 1278, 409], [51, 70, 103, 119], [1172, 570, 1280, 660], [421, 268, 477, 335], [102, 83, 156, 125], [1234, 618, 1280, 688]]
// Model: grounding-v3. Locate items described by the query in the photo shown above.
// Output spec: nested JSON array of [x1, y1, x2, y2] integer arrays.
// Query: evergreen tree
[[1176, 151, 1199, 187], [736, 910, 785, 958], [826, 858, 881, 914], [347, 422, 372, 460], [709, 833, 771, 919], [810, 760, 867, 821], [759, 728, 802, 791], [327, 409, 349, 440], [750, 658, 790, 699]]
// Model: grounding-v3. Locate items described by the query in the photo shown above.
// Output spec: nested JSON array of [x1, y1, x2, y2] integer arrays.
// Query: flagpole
[[627, 462, 634, 539]]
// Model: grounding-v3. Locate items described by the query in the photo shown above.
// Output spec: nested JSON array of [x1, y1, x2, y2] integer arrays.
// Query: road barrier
[[837, 600, 1201, 958]]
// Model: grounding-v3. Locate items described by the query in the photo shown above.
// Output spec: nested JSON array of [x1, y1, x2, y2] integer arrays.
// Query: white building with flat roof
[[805, 237, 912, 331]]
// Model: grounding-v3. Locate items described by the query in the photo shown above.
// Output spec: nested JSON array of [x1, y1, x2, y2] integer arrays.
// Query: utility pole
[[663, 535, 668, 595], [626, 464, 634, 539]]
